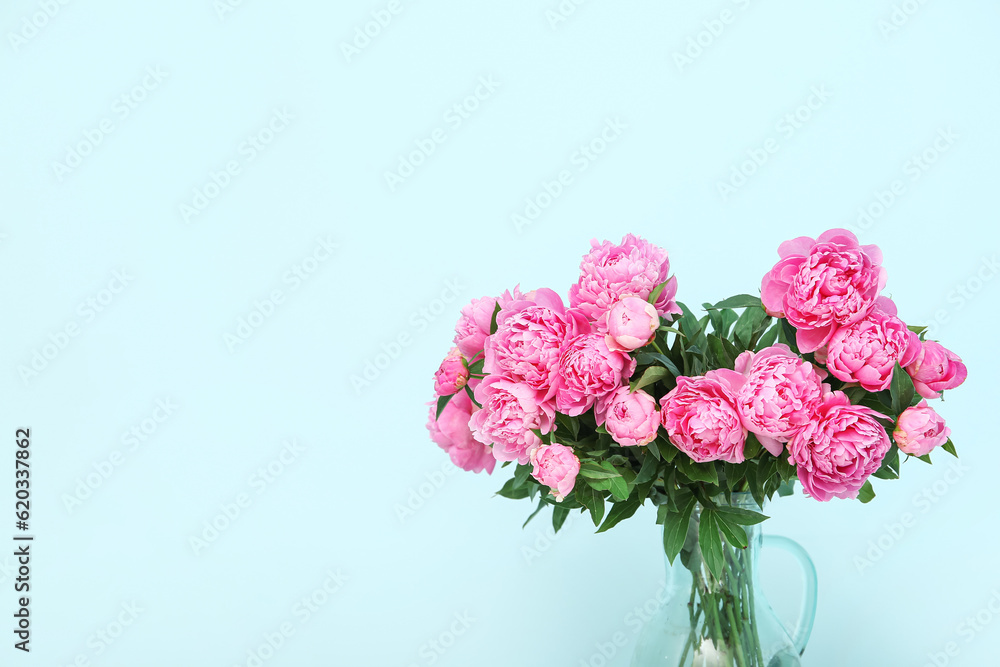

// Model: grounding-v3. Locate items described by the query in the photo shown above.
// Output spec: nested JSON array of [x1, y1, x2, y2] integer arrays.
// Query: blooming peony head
[[906, 340, 968, 399], [426, 392, 495, 474], [787, 391, 891, 501], [761, 228, 887, 352], [605, 296, 660, 352], [452, 287, 524, 360], [604, 386, 660, 447], [484, 288, 587, 401], [569, 234, 680, 326], [734, 344, 828, 456], [553, 333, 635, 417], [824, 298, 920, 393], [894, 400, 950, 457], [433, 347, 469, 396], [659, 369, 748, 464], [470, 376, 554, 465], [530, 443, 580, 502]]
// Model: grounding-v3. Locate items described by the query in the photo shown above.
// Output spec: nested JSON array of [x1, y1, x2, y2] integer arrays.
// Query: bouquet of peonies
[[426, 229, 966, 662]]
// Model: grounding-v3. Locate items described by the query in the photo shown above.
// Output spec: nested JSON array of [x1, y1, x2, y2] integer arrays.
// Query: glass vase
[[631, 493, 818, 667]]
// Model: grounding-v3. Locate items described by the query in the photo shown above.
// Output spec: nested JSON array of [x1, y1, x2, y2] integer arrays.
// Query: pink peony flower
[[734, 344, 828, 457], [605, 296, 660, 352], [824, 298, 920, 392], [761, 228, 887, 352], [569, 234, 681, 326], [604, 387, 660, 447], [530, 444, 581, 501], [452, 287, 524, 360], [470, 376, 555, 465], [906, 340, 968, 399], [659, 370, 748, 464], [426, 392, 495, 474], [553, 333, 635, 417], [484, 288, 588, 401], [433, 347, 469, 396], [787, 391, 891, 501], [893, 400, 950, 457]]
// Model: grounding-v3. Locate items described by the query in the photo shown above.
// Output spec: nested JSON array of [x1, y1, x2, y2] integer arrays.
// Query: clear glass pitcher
[[631, 494, 818, 667]]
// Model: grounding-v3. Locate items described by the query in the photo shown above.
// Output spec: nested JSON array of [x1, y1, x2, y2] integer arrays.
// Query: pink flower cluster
[[426, 235, 676, 499], [758, 228, 967, 498], [425, 228, 968, 507]]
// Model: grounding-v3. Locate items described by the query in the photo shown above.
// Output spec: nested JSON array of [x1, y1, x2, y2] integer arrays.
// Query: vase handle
[[762, 535, 818, 656]]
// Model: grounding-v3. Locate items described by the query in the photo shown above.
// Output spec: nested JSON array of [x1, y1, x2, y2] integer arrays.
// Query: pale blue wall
[[2, 0, 998, 665]]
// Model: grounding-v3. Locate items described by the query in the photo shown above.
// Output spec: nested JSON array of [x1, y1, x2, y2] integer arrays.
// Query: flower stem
[[741, 549, 765, 667]]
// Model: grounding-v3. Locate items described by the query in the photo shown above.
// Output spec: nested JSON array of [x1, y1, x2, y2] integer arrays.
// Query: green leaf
[[634, 352, 681, 378], [714, 506, 769, 526], [596, 496, 642, 534], [522, 498, 546, 528], [858, 480, 876, 504], [575, 485, 605, 526], [663, 494, 697, 563], [707, 334, 736, 369], [705, 304, 726, 338], [467, 358, 485, 375], [707, 295, 763, 310], [698, 511, 725, 580], [917, 453, 933, 464], [777, 479, 796, 497], [745, 462, 764, 509], [733, 306, 768, 350], [489, 302, 503, 335], [513, 463, 532, 488], [720, 309, 739, 339], [635, 454, 659, 485], [656, 504, 669, 525], [743, 432, 763, 459], [435, 393, 453, 420], [648, 279, 672, 306], [754, 324, 780, 351], [907, 325, 928, 336], [844, 385, 869, 405], [776, 456, 797, 483], [464, 383, 481, 408], [890, 363, 916, 417], [676, 456, 719, 485], [608, 475, 630, 501], [555, 412, 580, 440], [646, 440, 662, 461], [872, 445, 900, 480], [715, 513, 749, 549], [779, 318, 800, 354], [496, 477, 530, 500], [722, 462, 746, 492], [630, 365, 671, 392], [579, 461, 621, 480], [942, 439, 958, 458], [552, 505, 570, 532]]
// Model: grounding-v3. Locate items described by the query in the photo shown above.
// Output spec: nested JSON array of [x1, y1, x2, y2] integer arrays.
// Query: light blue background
[[1, 0, 998, 665]]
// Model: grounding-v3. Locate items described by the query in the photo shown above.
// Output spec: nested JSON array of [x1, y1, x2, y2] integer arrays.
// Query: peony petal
[[796, 324, 835, 353], [757, 435, 785, 457]]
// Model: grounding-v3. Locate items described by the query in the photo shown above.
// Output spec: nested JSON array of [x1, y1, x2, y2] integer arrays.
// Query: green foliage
[[488, 302, 502, 335], [435, 394, 452, 420], [858, 480, 876, 504]]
